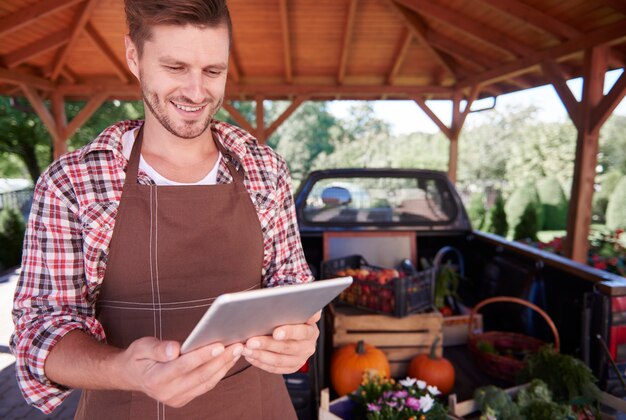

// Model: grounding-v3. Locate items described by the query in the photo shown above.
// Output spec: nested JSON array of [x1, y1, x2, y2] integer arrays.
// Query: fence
[[0, 188, 33, 212]]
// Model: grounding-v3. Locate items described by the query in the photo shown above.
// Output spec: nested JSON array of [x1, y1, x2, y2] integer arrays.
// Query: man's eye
[[165, 66, 183, 72]]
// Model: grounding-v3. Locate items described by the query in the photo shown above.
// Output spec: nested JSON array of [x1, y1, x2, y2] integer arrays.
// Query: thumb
[[131, 337, 180, 362]]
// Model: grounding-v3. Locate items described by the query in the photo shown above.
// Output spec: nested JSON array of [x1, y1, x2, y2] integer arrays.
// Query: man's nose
[[181, 71, 206, 103]]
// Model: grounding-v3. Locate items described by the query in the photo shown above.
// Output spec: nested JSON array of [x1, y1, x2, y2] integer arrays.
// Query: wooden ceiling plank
[[65, 92, 108, 138], [388, 30, 413, 85], [476, 0, 580, 40], [427, 32, 494, 69], [0, 67, 54, 90], [541, 61, 580, 128], [387, 1, 458, 80], [221, 101, 255, 133], [3, 28, 71, 68], [457, 19, 626, 89], [0, 0, 83, 38], [598, 0, 626, 16], [50, 0, 100, 81], [84, 23, 130, 83], [591, 69, 626, 133], [279, 0, 292, 83], [265, 95, 308, 138], [414, 97, 451, 138], [395, 0, 532, 57], [20, 84, 61, 142], [338, 0, 359, 84]]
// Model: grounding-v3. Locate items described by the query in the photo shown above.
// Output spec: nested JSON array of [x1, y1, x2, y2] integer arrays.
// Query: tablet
[[180, 276, 353, 353]]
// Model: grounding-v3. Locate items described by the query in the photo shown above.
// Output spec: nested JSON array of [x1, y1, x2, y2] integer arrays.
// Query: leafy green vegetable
[[474, 385, 523, 420], [521, 400, 574, 419]]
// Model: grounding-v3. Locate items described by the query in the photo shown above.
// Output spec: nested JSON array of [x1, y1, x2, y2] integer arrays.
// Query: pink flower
[[405, 397, 421, 410]]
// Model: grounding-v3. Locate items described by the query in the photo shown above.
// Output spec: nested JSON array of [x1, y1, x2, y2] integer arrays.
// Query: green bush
[[505, 184, 542, 238], [513, 203, 540, 241], [0, 207, 26, 268], [467, 193, 486, 230], [536, 177, 567, 230], [593, 170, 623, 223], [606, 175, 626, 230], [485, 194, 508, 237]]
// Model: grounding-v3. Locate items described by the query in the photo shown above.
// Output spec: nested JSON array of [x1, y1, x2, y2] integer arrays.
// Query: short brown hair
[[125, 0, 232, 55]]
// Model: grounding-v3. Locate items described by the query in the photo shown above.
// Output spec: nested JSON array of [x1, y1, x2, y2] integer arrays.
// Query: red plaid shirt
[[11, 120, 313, 414]]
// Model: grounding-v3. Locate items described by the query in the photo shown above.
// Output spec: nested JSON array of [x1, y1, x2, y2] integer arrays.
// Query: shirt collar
[[79, 119, 253, 163]]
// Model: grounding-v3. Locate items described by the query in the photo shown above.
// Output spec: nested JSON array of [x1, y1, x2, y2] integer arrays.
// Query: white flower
[[419, 394, 434, 412], [427, 385, 441, 395], [399, 377, 416, 387], [416, 380, 427, 390]]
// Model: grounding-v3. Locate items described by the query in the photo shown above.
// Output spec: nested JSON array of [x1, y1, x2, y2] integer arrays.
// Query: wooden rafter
[[0, 67, 54, 90], [427, 32, 495, 69], [278, 0, 293, 83], [541, 61, 580, 128], [20, 84, 61, 143], [598, 0, 626, 16], [394, 0, 533, 58], [2, 28, 71, 68], [265, 95, 308, 138], [50, 0, 99, 81], [590, 69, 626, 133], [221, 101, 255, 133], [476, 0, 580, 41], [609, 47, 626, 67], [338, 0, 359, 84], [388, 30, 413, 85], [65, 92, 108, 138], [84, 22, 130, 83], [0, 0, 83, 38], [458, 19, 626, 88], [61, 67, 78, 83], [386, 1, 458, 80]]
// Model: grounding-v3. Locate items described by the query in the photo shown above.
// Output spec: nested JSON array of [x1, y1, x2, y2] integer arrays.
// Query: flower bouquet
[[348, 370, 448, 420]]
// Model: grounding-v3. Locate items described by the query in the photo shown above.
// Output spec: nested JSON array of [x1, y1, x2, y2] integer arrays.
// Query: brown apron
[[75, 125, 296, 419]]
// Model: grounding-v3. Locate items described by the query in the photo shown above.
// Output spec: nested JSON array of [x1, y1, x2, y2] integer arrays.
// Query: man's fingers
[[129, 337, 180, 362], [272, 321, 319, 342]]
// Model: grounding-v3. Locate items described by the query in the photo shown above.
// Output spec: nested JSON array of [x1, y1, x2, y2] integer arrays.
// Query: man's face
[[126, 24, 229, 139]]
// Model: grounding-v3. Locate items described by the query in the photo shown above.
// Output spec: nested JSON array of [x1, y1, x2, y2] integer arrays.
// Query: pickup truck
[[285, 168, 626, 419]]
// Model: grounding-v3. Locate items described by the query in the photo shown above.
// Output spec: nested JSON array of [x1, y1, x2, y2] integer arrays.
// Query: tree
[[592, 170, 623, 223], [0, 206, 26, 268], [536, 177, 567, 230], [485, 194, 508, 237], [513, 203, 540, 241], [467, 193, 486, 230], [505, 183, 542, 238], [605, 175, 626, 230]]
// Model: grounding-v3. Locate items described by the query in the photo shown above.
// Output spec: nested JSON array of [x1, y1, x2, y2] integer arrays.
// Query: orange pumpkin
[[330, 340, 390, 396], [408, 336, 455, 394]]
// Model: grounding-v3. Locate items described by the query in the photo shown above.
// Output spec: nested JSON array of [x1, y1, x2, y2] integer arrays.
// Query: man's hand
[[242, 311, 320, 374], [116, 338, 243, 408]]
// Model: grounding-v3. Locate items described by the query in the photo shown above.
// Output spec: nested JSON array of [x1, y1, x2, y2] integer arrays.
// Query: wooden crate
[[331, 304, 443, 378], [442, 314, 483, 346]]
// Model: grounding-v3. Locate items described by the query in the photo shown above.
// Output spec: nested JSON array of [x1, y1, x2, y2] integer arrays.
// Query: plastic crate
[[321, 255, 435, 317]]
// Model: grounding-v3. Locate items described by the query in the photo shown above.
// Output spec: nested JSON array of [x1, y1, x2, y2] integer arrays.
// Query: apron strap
[[124, 123, 245, 185]]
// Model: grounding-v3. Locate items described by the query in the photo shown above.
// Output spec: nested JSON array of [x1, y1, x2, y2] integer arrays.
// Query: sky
[[328, 69, 626, 135]]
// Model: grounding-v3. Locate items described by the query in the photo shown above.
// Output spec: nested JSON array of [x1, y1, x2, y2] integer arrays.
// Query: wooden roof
[[0, 0, 625, 102]]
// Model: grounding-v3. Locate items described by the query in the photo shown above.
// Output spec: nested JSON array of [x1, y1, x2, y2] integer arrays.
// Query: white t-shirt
[[121, 127, 221, 186]]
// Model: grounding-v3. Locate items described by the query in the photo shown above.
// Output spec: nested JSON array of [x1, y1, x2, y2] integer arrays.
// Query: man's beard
[[141, 84, 223, 139]]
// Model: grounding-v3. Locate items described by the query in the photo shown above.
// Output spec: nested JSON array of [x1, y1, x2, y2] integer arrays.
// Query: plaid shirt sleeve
[[262, 156, 314, 287], [10, 166, 106, 414]]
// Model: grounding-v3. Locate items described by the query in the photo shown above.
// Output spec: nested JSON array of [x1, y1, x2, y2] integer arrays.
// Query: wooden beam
[[590, 69, 626, 133], [50, 0, 99, 81], [388, 31, 413, 85], [457, 19, 626, 88], [414, 98, 451, 138], [427, 32, 495, 69], [541, 61, 580, 129], [221, 101, 255, 133], [65, 92, 108, 138], [278, 0, 293, 83], [0, 0, 83, 38], [338, 0, 359, 84], [51, 91, 67, 140], [598, 0, 626, 16], [84, 22, 130, 83], [61, 66, 78, 83], [3, 28, 71, 68], [387, 1, 458, 80], [476, 0, 580, 40], [453, 84, 480, 136], [565, 47, 608, 263], [394, 0, 532, 57], [21, 85, 62, 146], [265, 96, 308, 138], [0, 67, 54, 91], [255, 96, 266, 143]]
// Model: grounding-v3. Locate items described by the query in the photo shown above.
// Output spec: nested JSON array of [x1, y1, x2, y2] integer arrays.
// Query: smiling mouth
[[172, 102, 206, 112]]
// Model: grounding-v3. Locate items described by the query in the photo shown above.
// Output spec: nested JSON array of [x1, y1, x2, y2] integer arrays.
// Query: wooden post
[[255, 95, 266, 144], [563, 47, 607, 262], [51, 92, 68, 160]]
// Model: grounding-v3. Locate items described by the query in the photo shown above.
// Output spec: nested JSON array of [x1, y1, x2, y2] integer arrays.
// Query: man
[[11, 0, 316, 418]]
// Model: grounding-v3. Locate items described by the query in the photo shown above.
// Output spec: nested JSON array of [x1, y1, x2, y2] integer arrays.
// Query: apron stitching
[[149, 185, 157, 339], [155, 185, 163, 342]]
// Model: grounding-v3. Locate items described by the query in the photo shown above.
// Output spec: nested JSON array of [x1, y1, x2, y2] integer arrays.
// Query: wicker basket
[[467, 296, 560, 383]]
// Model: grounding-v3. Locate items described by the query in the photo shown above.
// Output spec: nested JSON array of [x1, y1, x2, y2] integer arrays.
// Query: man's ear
[[125, 35, 140, 80]]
